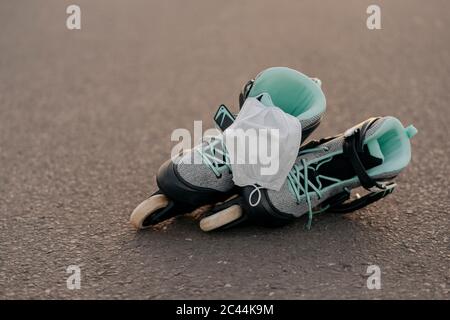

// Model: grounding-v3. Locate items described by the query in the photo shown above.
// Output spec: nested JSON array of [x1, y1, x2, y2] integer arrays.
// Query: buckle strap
[[327, 182, 396, 214], [239, 79, 254, 109]]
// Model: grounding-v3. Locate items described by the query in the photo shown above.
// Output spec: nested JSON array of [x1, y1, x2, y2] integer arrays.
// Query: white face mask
[[223, 95, 302, 192]]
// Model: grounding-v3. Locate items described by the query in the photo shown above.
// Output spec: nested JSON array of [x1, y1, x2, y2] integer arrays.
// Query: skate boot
[[130, 67, 326, 229], [199, 116, 417, 231]]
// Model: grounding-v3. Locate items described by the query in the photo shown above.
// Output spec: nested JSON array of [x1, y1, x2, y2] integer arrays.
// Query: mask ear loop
[[248, 184, 263, 207]]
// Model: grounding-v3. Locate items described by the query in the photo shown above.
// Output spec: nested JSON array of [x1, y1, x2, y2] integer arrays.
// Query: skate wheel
[[199, 205, 243, 232], [130, 194, 170, 230]]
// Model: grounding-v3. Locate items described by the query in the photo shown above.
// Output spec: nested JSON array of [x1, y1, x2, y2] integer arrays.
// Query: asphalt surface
[[0, 0, 449, 299]]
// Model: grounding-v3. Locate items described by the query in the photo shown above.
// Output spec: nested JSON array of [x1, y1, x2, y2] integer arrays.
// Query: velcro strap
[[343, 118, 384, 191]]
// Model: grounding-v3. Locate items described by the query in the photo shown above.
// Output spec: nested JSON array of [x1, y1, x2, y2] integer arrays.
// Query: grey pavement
[[0, 0, 449, 299]]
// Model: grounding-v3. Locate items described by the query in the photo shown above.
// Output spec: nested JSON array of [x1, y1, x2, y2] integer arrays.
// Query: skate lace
[[197, 136, 231, 178], [287, 147, 341, 229]]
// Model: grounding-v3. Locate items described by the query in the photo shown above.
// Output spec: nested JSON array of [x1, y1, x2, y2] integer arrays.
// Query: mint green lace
[[287, 148, 341, 229], [196, 136, 231, 177]]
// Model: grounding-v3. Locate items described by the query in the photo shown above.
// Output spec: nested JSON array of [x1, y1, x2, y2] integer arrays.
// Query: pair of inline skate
[[130, 67, 417, 232]]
